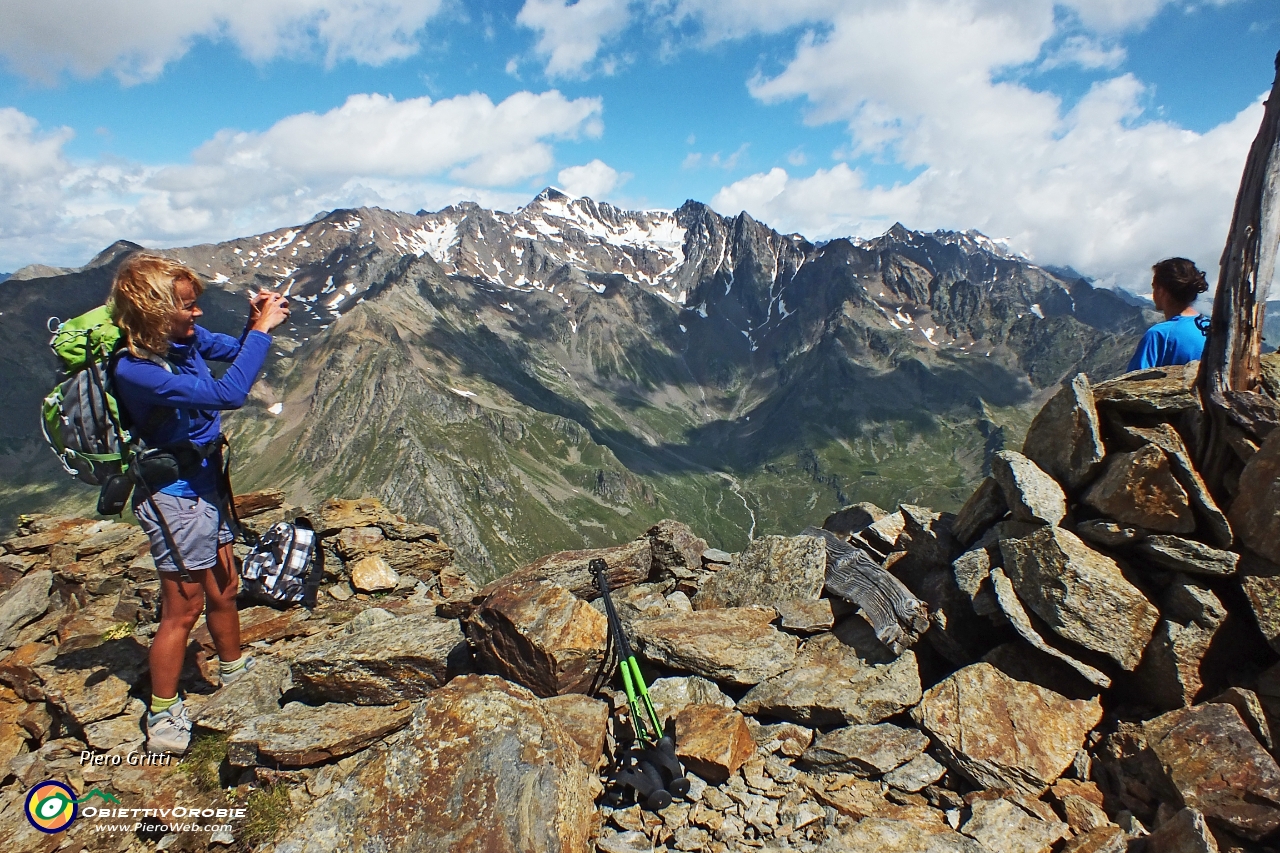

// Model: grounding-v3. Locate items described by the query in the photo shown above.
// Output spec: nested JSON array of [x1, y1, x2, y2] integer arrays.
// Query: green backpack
[[40, 305, 134, 489]]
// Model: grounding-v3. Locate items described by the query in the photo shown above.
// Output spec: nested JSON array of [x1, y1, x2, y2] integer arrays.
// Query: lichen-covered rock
[[1229, 428, 1280, 561], [632, 605, 796, 687], [912, 662, 1103, 796], [272, 675, 595, 853], [646, 675, 734, 723], [992, 451, 1067, 527], [1093, 363, 1200, 415], [646, 519, 707, 581], [961, 797, 1069, 853], [693, 534, 826, 610], [290, 613, 469, 704], [1022, 373, 1107, 492], [738, 621, 921, 726], [1135, 536, 1238, 577], [540, 693, 609, 769], [1144, 703, 1280, 841], [191, 655, 292, 733], [463, 578, 606, 697], [1083, 444, 1195, 535], [818, 817, 986, 853], [952, 478, 1008, 547], [1132, 581, 1226, 712], [1000, 525, 1158, 671]]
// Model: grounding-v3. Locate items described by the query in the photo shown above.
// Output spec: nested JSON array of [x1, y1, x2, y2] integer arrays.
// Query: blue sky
[[1, 0, 1276, 294]]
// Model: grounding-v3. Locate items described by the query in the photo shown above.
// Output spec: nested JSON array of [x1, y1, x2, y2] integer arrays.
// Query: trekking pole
[[590, 559, 690, 804]]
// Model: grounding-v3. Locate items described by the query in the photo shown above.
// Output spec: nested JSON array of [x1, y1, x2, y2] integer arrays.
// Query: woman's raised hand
[[249, 291, 290, 333]]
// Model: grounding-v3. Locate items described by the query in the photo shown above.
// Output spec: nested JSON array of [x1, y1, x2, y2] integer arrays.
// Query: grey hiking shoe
[[219, 654, 255, 687], [146, 700, 192, 755]]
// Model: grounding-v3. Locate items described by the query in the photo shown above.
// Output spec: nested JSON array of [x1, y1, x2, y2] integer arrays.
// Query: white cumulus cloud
[[0, 90, 605, 269], [701, 0, 1262, 291], [557, 159, 624, 198], [517, 0, 633, 78], [0, 0, 447, 84]]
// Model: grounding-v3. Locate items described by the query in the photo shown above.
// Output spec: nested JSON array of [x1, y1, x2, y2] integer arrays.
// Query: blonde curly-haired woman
[[109, 253, 288, 754]]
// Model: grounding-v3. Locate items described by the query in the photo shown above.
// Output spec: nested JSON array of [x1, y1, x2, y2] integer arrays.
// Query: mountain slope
[[0, 191, 1147, 577]]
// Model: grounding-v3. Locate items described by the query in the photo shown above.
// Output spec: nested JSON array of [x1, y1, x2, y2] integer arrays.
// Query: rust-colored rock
[[632, 605, 797, 687], [541, 693, 609, 769], [693, 533, 826, 610], [1144, 703, 1280, 841], [1083, 444, 1195, 534], [317, 496, 389, 534], [349, 554, 399, 592], [272, 675, 595, 853], [1230, 428, 1280, 561], [646, 519, 707, 581], [672, 703, 755, 784], [228, 701, 413, 767], [912, 662, 1103, 796], [1022, 373, 1107, 492], [464, 579, 607, 697]]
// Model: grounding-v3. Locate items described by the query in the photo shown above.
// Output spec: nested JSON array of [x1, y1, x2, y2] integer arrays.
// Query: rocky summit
[[2, 191, 1150, 578], [1, 352, 1279, 853]]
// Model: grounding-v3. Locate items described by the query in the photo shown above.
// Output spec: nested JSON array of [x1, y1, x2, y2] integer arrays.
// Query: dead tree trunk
[[1196, 51, 1280, 500]]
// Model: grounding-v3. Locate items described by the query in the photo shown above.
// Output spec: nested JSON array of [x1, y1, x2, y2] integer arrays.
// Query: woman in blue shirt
[[110, 253, 289, 754], [1127, 257, 1210, 372]]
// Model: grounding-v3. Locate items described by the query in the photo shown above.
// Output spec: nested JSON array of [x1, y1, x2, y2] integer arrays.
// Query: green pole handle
[[626, 657, 664, 740]]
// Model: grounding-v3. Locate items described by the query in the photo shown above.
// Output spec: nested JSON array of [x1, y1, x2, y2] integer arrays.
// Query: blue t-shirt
[[1127, 314, 1208, 372], [113, 325, 272, 497]]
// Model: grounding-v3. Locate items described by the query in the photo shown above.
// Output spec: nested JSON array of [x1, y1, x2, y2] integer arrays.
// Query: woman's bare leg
[[202, 542, 242, 663], [149, 572, 207, 699]]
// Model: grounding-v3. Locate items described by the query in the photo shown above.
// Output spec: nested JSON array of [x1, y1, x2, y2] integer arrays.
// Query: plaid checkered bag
[[241, 517, 323, 607]]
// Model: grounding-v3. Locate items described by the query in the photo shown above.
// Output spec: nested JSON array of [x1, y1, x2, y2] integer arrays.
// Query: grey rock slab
[[738, 621, 921, 726], [1135, 536, 1238, 577], [775, 598, 835, 634], [646, 519, 707, 582], [992, 451, 1067, 527], [912, 662, 1103, 796], [1022, 373, 1107, 492], [1000, 525, 1158, 671], [229, 701, 414, 767], [290, 612, 469, 704], [272, 675, 595, 853], [989, 566, 1110, 689], [701, 548, 732, 565], [693, 534, 826, 610], [952, 477, 1009, 546], [1132, 581, 1226, 712], [884, 752, 947, 792], [1083, 444, 1196, 535], [1212, 687, 1274, 750], [0, 570, 52, 649], [1093, 363, 1200, 415], [632, 605, 797, 687], [801, 723, 928, 775], [960, 797, 1069, 853], [1075, 520, 1147, 549], [817, 817, 986, 853], [35, 637, 149, 726], [823, 502, 888, 538], [190, 656, 292, 733], [952, 539, 1000, 617], [83, 705, 145, 751]]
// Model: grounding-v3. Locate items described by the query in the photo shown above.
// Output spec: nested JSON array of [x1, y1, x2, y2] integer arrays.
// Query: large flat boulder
[[477, 539, 652, 604], [190, 655, 292, 733], [912, 662, 1103, 796], [646, 520, 706, 581], [1083, 444, 1195, 535], [272, 675, 595, 853], [693, 534, 826, 610], [1135, 536, 1238, 577], [1144, 703, 1280, 841], [228, 701, 414, 767], [1093, 363, 1200, 415], [463, 579, 607, 697], [818, 817, 986, 853], [992, 451, 1067, 527], [738, 620, 921, 726], [1000, 525, 1157, 671], [1132, 581, 1226, 713], [1022, 373, 1107, 492], [290, 613, 469, 704], [1229, 428, 1280, 561], [632, 605, 796, 687], [800, 722, 928, 775]]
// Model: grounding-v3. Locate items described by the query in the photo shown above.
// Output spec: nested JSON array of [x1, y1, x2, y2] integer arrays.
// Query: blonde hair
[[109, 253, 203, 357]]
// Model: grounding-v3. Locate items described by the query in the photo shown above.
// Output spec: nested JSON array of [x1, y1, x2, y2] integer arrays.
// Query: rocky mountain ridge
[[1, 191, 1152, 576]]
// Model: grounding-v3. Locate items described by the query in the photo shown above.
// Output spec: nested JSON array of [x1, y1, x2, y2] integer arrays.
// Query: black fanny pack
[[131, 442, 223, 491]]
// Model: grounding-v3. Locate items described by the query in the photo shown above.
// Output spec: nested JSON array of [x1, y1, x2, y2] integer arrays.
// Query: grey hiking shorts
[[135, 492, 233, 574]]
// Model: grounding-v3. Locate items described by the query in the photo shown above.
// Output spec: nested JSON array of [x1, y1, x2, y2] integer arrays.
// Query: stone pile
[[0, 357, 1277, 853]]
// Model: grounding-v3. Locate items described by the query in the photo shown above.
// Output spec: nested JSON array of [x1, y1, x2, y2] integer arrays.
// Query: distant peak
[[534, 186, 572, 203]]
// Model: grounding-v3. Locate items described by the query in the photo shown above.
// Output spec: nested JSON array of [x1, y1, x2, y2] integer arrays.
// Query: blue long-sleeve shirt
[[1126, 314, 1209, 372], [113, 325, 271, 497]]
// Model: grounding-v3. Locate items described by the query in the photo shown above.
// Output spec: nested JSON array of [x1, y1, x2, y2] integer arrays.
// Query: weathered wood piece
[[802, 526, 929, 655], [1197, 51, 1280, 496]]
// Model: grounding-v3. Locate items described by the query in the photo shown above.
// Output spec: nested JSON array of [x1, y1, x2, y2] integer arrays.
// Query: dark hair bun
[[1151, 257, 1208, 307]]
